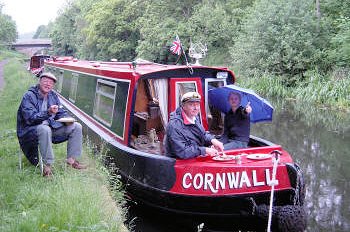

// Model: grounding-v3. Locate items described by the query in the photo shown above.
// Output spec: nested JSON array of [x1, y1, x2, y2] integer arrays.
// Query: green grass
[[0, 55, 128, 231], [235, 69, 350, 111]]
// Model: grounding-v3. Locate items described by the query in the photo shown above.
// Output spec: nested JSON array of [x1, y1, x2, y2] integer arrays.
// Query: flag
[[170, 35, 182, 56]]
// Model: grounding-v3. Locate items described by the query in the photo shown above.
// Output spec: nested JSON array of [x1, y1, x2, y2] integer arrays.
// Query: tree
[[33, 24, 52, 39], [321, 0, 350, 68], [187, 0, 255, 65], [50, 0, 82, 56], [136, 0, 202, 61], [231, 0, 321, 84], [0, 4, 17, 45], [82, 0, 142, 61], [328, 17, 350, 67]]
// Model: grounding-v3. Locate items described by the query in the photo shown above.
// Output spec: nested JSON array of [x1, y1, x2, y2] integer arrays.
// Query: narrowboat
[[44, 56, 306, 231], [28, 54, 50, 76]]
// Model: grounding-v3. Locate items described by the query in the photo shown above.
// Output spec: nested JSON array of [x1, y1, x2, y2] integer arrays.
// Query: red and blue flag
[[170, 36, 182, 56]]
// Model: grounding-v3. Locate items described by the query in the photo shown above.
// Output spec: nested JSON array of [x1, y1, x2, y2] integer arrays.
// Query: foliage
[[291, 69, 350, 109], [328, 16, 350, 67], [83, 0, 141, 61], [0, 57, 127, 232], [198, 0, 255, 66], [231, 0, 322, 85], [50, 0, 82, 56], [0, 5, 17, 45], [136, 0, 201, 61], [45, 0, 349, 108], [33, 24, 52, 39]]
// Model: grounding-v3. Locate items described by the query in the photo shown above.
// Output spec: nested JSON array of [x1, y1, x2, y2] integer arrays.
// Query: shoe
[[67, 160, 87, 169], [43, 165, 53, 177]]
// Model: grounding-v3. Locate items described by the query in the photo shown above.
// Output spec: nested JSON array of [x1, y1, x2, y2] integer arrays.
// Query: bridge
[[12, 39, 52, 57]]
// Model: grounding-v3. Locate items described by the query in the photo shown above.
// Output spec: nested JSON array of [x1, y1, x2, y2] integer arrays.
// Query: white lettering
[[182, 173, 192, 189], [181, 168, 274, 193], [227, 172, 240, 188], [193, 173, 203, 189], [239, 171, 252, 188], [204, 173, 218, 193], [265, 169, 279, 186], [252, 170, 265, 186], [216, 173, 226, 190]]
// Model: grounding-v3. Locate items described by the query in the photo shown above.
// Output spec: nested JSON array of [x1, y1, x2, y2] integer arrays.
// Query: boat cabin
[[29, 55, 50, 76], [44, 57, 235, 155]]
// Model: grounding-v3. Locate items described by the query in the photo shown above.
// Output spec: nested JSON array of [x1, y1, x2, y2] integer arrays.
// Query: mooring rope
[[267, 151, 281, 232]]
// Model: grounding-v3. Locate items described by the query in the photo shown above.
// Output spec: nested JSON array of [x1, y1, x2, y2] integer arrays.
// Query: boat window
[[93, 79, 117, 127], [69, 73, 79, 103], [146, 79, 168, 128], [175, 82, 197, 108], [30, 57, 40, 68], [131, 79, 166, 155], [205, 79, 226, 135], [57, 70, 64, 93]]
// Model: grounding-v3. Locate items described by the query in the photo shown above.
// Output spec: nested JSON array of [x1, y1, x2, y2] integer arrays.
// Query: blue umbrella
[[208, 85, 274, 123]]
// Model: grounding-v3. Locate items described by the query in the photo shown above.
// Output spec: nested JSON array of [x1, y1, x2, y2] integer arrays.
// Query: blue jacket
[[165, 107, 214, 159], [17, 85, 68, 165], [221, 106, 250, 143]]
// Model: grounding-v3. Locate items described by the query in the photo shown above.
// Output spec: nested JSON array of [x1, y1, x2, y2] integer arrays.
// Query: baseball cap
[[40, 72, 57, 83]]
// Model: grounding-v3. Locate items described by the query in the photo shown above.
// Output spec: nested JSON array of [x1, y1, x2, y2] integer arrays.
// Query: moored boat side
[[44, 56, 306, 230]]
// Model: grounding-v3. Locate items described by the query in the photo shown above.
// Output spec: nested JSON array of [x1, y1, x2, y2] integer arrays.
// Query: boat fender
[[255, 204, 307, 232]]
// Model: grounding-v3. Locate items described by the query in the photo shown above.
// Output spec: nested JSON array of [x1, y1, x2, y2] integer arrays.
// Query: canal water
[[125, 100, 350, 232]]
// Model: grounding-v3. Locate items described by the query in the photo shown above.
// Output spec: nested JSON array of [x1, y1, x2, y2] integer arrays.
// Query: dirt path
[[0, 60, 8, 91]]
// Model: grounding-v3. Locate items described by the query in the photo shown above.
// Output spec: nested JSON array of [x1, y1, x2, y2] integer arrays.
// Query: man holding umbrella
[[221, 91, 252, 149]]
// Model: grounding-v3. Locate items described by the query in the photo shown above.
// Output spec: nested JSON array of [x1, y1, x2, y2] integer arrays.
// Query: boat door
[[169, 78, 208, 130], [204, 78, 226, 134]]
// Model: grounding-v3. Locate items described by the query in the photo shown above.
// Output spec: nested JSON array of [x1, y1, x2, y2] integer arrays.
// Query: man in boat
[[164, 91, 224, 159], [17, 72, 86, 177], [221, 91, 252, 149]]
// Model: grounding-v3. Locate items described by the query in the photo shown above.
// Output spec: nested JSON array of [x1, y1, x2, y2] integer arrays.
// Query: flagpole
[[177, 35, 193, 75]]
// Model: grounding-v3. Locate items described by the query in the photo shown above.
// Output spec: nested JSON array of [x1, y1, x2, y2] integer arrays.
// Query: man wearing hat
[[17, 72, 86, 177], [165, 91, 224, 159]]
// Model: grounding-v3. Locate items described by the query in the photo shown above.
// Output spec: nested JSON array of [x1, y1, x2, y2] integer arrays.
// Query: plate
[[56, 117, 76, 123], [212, 155, 237, 161], [246, 153, 272, 160]]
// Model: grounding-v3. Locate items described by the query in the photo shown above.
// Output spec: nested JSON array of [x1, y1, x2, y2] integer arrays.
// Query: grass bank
[[0, 55, 128, 231], [235, 69, 350, 112]]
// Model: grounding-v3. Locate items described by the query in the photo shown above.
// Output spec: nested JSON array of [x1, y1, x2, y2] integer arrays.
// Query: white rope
[[267, 152, 280, 232]]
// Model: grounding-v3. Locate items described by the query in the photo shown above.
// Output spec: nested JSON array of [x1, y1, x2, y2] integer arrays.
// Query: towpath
[[0, 60, 8, 91]]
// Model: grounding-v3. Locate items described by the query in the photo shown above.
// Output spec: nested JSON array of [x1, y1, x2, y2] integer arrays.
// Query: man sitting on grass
[[17, 72, 86, 177]]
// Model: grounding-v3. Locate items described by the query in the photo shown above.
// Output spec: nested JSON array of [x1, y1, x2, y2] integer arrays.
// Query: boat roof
[[45, 56, 233, 77]]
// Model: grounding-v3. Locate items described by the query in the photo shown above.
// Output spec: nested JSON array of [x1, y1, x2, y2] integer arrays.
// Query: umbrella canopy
[[208, 85, 274, 123]]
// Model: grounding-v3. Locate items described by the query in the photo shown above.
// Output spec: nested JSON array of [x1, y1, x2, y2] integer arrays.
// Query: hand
[[205, 147, 219, 157], [211, 138, 224, 152], [48, 105, 59, 114], [245, 102, 252, 114]]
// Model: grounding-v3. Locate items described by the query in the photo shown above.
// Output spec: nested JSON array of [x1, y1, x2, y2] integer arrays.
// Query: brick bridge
[[12, 39, 52, 57]]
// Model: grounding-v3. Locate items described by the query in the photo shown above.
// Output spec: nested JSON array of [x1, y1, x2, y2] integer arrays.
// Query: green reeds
[[236, 69, 349, 111]]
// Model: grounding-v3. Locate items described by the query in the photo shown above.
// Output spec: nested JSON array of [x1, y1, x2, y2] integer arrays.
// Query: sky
[[1, 0, 66, 35]]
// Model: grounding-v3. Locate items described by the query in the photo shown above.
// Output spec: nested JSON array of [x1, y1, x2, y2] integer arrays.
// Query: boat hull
[[82, 119, 304, 218]]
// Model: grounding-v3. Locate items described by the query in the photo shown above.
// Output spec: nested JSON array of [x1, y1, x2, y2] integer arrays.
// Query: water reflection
[[252, 100, 350, 232]]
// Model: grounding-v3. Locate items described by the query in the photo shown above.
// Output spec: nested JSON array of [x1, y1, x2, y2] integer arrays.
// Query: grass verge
[[235, 69, 350, 111], [0, 55, 128, 232]]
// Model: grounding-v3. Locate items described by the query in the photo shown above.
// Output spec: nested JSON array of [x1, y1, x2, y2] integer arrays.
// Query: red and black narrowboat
[[44, 56, 306, 230], [29, 55, 50, 76]]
